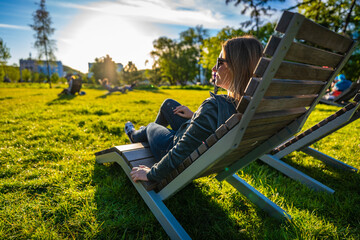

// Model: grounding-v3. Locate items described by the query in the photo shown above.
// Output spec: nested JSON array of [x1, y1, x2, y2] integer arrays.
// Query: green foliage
[[21, 69, 32, 82], [50, 72, 60, 83], [32, 72, 40, 83], [1, 65, 20, 82], [150, 26, 208, 85], [0, 86, 359, 239], [0, 38, 11, 65], [90, 55, 118, 85], [119, 61, 141, 85]]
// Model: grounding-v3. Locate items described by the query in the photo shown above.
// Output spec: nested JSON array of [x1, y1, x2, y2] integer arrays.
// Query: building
[[19, 59, 64, 80]]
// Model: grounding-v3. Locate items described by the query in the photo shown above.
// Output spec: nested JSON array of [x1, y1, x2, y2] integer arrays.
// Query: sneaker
[[124, 121, 135, 143]]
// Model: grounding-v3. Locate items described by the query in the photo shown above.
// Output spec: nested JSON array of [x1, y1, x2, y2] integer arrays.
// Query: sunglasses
[[216, 57, 227, 70]]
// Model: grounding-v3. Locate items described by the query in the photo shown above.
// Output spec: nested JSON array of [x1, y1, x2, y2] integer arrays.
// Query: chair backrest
[[153, 11, 357, 192], [335, 79, 360, 103], [155, 11, 357, 190], [70, 78, 82, 94], [212, 11, 357, 178]]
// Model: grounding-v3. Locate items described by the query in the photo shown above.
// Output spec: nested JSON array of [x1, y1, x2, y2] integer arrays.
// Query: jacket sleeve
[[147, 98, 218, 182]]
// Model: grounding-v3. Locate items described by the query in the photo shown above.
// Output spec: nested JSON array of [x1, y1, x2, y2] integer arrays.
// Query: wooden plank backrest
[[276, 11, 353, 54], [155, 11, 356, 191], [207, 11, 356, 179]]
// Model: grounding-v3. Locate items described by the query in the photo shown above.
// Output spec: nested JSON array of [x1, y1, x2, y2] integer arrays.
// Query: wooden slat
[[129, 157, 157, 168], [95, 142, 149, 156], [245, 78, 325, 97], [256, 95, 317, 113], [243, 121, 290, 136], [237, 96, 250, 113], [249, 107, 306, 126], [122, 148, 153, 162], [215, 124, 229, 139], [265, 36, 343, 68], [244, 77, 260, 96], [197, 143, 208, 155], [190, 150, 199, 161], [255, 57, 333, 81], [276, 11, 353, 54], [240, 134, 273, 146], [266, 79, 325, 97], [225, 113, 242, 129], [116, 142, 149, 153], [205, 134, 218, 147]]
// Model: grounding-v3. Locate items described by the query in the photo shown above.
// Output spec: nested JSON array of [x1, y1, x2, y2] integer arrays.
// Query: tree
[[0, 38, 11, 81], [180, 25, 208, 83], [120, 61, 140, 84], [30, 0, 57, 88], [225, 0, 284, 37], [21, 69, 32, 82], [288, 0, 360, 80], [150, 26, 208, 86], [90, 55, 118, 84]]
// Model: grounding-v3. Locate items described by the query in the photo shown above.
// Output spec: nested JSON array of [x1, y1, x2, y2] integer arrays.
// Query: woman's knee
[[160, 99, 180, 112]]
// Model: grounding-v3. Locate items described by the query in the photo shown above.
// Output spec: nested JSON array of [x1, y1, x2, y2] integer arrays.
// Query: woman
[[127, 36, 263, 183]]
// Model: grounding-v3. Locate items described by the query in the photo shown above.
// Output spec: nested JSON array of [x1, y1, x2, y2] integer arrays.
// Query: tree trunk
[[44, 42, 52, 88], [343, 0, 356, 34]]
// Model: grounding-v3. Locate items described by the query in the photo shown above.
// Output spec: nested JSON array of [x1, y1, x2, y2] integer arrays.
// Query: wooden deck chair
[[70, 78, 82, 95], [259, 92, 360, 194], [320, 78, 360, 107], [95, 11, 357, 239]]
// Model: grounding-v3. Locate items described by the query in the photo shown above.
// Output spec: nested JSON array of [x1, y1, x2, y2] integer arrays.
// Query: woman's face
[[212, 51, 231, 90]]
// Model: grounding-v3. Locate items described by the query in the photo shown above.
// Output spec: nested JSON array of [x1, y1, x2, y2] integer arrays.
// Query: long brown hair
[[222, 36, 263, 101]]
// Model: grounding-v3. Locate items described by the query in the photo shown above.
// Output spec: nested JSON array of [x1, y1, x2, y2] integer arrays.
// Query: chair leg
[[259, 154, 335, 193], [96, 151, 191, 240], [301, 147, 358, 172], [226, 174, 292, 221]]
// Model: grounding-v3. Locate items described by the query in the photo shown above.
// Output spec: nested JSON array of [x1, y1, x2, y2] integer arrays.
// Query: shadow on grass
[[46, 94, 77, 106], [95, 89, 166, 99], [92, 161, 282, 239], [260, 155, 360, 231], [0, 96, 14, 101]]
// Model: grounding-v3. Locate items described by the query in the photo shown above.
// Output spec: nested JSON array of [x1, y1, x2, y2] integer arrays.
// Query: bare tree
[[226, 0, 284, 37], [30, 0, 56, 88]]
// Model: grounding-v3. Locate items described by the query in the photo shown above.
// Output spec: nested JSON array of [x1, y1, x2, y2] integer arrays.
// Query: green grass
[[0, 84, 359, 239]]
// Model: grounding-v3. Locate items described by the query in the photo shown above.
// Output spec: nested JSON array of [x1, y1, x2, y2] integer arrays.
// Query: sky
[[0, 0, 296, 73]]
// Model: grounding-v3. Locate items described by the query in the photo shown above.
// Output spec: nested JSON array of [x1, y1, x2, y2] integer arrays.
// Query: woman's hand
[[130, 165, 150, 182], [173, 105, 194, 119]]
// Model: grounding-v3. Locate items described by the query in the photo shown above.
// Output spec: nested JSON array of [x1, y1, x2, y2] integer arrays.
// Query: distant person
[[124, 81, 137, 91], [99, 78, 136, 93], [58, 75, 83, 96], [3, 75, 11, 83], [324, 74, 352, 100]]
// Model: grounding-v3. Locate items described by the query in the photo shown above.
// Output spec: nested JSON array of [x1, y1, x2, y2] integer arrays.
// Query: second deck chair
[[320, 78, 360, 107], [259, 93, 360, 193], [95, 11, 357, 239]]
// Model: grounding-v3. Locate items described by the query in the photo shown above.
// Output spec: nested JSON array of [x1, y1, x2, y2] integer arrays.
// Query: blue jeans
[[131, 99, 188, 161]]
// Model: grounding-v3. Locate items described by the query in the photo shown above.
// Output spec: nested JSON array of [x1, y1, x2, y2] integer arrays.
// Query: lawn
[[0, 84, 359, 239]]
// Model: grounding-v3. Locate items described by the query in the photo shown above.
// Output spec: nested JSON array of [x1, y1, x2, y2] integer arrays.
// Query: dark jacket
[[147, 93, 237, 182]]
